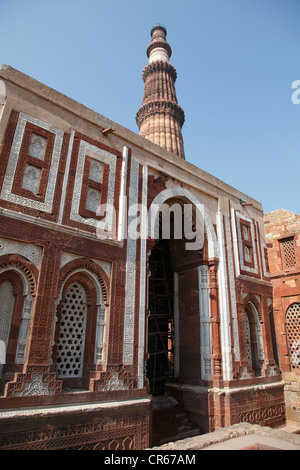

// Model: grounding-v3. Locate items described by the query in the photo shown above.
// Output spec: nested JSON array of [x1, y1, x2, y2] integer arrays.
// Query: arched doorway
[[147, 238, 174, 397], [147, 199, 206, 445]]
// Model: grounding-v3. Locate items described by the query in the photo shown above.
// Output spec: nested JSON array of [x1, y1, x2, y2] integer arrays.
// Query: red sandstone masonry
[[0, 62, 286, 449]]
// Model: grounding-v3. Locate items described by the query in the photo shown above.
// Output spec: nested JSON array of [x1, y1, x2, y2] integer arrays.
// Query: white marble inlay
[[70, 140, 116, 231], [60, 252, 111, 277], [198, 265, 212, 381], [0, 238, 42, 268], [0, 112, 64, 213], [28, 134, 47, 160], [224, 213, 240, 361], [22, 164, 41, 194], [123, 157, 139, 365], [137, 165, 148, 387], [217, 211, 233, 381], [86, 188, 101, 213], [149, 48, 170, 63], [89, 159, 103, 183]]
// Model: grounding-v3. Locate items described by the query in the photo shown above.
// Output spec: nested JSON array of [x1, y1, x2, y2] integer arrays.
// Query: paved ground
[[203, 433, 300, 450], [150, 422, 300, 450]]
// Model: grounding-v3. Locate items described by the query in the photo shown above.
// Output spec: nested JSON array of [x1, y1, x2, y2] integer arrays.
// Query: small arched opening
[[244, 301, 264, 377]]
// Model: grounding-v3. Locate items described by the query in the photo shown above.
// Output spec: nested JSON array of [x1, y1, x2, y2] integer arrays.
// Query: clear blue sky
[[1, 0, 299, 215]]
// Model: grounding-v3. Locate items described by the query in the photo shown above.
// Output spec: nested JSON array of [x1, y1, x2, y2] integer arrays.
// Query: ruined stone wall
[[265, 209, 300, 426]]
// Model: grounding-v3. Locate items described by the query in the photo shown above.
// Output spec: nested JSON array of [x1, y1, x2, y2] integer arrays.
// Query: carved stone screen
[[286, 303, 300, 371], [281, 237, 297, 268], [57, 282, 88, 378]]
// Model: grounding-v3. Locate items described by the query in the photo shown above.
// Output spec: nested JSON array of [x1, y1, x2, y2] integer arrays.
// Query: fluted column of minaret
[[136, 25, 185, 159]]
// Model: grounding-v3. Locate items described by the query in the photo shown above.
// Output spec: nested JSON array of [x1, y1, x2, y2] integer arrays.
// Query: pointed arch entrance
[[146, 191, 216, 445], [147, 238, 174, 396]]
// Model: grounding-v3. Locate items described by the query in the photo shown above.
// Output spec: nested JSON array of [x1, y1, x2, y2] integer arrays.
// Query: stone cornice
[[142, 61, 177, 82], [136, 100, 185, 127]]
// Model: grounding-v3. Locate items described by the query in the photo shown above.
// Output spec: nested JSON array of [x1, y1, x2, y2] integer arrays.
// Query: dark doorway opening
[[147, 238, 174, 396], [147, 236, 201, 446]]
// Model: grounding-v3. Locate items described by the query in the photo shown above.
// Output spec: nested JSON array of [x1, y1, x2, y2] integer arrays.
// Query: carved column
[[26, 244, 60, 368], [198, 265, 212, 381], [236, 281, 253, 378], [209, 262, 222, 385], [15, 296, 34, 364], [95, 304, 107, 365], [261, 295, 280, 377]]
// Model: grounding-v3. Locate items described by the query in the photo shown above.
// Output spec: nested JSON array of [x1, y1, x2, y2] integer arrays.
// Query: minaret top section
[[136, 25, 185, 159], [147, 25, 172, 63]]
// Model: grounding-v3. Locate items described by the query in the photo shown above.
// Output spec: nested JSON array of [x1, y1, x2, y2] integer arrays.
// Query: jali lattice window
[[57, 282, 87, 378], [286, 303, 300, 371], [280, 237, 297, 268]]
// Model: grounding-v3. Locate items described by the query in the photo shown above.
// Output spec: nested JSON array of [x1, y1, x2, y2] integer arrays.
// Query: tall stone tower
[[136, 25, 185, 159]]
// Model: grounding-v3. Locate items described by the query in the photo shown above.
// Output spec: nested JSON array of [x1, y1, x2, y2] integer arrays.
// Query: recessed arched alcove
[[146, 197, 209, 445]]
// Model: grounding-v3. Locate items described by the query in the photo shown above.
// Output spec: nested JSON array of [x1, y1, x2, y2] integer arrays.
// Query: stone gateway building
[[0, 26, 285, 450]]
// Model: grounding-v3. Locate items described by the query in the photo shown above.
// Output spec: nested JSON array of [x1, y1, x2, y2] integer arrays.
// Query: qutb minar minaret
[[136, 25, 185, 159]]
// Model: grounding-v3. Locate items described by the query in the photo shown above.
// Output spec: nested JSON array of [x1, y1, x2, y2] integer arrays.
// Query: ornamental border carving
[[243, 294, 263, 322], [0, 111, 65, 213], [0, 253, 38, 296], [0, 411, 150, 450], [58, 257, 110, 305], [142, 60, 177, 81]]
